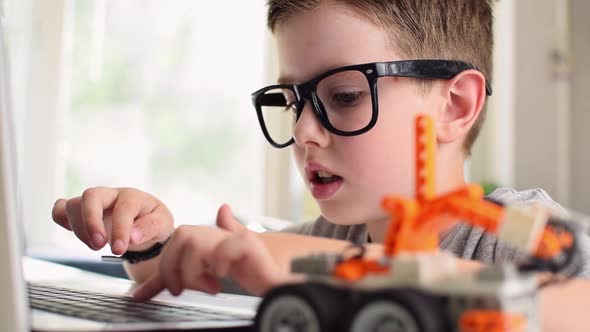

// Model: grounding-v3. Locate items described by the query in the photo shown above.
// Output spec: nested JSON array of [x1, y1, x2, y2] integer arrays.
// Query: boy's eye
[[331, 91, 362, 106]]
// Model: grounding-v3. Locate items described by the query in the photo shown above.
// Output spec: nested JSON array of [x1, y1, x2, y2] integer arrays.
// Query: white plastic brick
[[498, 204, 549, 252]]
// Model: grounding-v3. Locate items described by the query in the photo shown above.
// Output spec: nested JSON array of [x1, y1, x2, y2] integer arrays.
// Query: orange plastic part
[[380, 115, 506, 257], [534, 225, 574, 259], [382, 185, 505, 256], [415, 114, 436, 202], [333, 258, 389, 282], [459, 310, 527, 332]]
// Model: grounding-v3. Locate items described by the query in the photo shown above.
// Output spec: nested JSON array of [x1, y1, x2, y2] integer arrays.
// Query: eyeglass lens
[[259, 70, 372, 145]]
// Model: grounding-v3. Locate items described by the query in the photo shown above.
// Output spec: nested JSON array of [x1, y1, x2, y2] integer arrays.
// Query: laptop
[[0, 12, 260, 332]]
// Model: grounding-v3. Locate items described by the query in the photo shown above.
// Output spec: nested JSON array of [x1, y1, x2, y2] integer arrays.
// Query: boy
[[52, 0, 590, 319]]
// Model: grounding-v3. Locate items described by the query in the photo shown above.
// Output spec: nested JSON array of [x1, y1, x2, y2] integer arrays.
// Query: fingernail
[[204, 277, 220, 294], [170, 284, 181, 296], [130, 228, 143, 244], [112, 240, 125, 255], [91, 233, 105, 248]]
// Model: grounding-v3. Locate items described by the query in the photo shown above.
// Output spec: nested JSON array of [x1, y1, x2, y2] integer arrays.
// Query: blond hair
[[267, 0, 495, 154]]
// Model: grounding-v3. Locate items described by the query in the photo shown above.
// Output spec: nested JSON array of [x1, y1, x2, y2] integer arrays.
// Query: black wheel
[[346, 288, 448, 332], [254, 282, 347, 332]]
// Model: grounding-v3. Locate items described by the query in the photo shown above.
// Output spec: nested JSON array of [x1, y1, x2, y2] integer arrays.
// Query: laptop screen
[[0, 12, 29, 332]]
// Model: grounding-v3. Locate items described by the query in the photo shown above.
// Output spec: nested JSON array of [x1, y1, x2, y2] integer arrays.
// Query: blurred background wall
[[470, 0, 590, 215], [570, 0, 590, 214]]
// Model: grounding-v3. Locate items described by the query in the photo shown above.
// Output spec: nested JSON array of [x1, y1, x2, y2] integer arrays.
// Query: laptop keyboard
[[28, 283, 250, 324]]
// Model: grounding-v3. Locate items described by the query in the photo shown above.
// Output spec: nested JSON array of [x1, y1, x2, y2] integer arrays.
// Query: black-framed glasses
[[251, 59, 493, 148]]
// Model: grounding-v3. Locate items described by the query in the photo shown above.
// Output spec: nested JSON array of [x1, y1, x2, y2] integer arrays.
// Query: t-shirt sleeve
[[279, 220, 317, 236], [487, 187, 566, 211]]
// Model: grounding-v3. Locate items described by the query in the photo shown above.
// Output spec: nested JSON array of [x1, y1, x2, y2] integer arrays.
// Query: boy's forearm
[[258, 232, 486, 272], [122, 231, 486, 283], [540, 278, 590, 332], [123, 232, 369, 284], [259, 232, 383, 273]]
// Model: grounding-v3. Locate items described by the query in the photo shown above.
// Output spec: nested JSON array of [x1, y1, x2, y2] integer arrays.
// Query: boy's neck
[[366, 150, 467, 244]]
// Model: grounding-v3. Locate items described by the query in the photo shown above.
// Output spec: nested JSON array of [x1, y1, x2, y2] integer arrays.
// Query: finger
[[80, 187, 118, 249], [196, 274, 221, 295], [133, 272, 165, 301], [216, 204, 245, 232], [179, 244, 220, 295], [52, 199, 72, 231], [179, 239, 198, 284], [158, 228, 189, 296], [128, 204, 174, 246], [64, 197, 95, 250], [133, 245, 218, 301], [213, 230, 253, 277], [109, 189, 142, 255], [212, 230, 279, 295]]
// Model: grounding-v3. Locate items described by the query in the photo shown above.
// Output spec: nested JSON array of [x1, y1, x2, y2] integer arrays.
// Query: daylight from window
[[8, 0, 270, 252]]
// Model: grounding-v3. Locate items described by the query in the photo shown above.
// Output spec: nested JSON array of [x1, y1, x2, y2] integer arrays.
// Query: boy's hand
[[133, 205, 287, 299], [51, 187, 174, 255]]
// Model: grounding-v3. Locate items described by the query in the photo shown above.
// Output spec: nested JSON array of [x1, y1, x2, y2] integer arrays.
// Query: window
[[7, 0, 292, 253]]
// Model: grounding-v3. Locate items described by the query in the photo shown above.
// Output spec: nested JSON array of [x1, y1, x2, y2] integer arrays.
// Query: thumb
[[216, 204, 245, 232]]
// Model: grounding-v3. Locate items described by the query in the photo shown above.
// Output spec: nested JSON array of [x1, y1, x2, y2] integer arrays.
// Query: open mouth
[[306, 167, 344, 200], [311, 170, 343, 185]]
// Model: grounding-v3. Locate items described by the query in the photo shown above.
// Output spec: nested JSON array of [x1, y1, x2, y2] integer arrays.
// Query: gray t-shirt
[[281, 187, 590, 278]]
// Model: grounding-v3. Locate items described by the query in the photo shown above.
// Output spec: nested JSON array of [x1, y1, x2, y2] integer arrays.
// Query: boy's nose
[[292, 101, 330, 148]]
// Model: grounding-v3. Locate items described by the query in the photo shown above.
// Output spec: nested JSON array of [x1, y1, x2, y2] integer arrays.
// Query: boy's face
[[275, 4, 446, 225]]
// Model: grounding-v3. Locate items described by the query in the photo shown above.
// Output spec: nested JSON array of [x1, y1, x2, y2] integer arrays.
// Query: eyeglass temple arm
[[257, 92, 287, 107]]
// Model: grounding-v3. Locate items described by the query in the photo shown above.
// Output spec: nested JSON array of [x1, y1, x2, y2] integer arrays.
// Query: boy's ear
[[435, 69, 487, 144]]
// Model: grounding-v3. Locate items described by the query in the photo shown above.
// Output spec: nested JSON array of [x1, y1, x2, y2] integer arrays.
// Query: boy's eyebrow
[[277, 62, 356, 84]]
